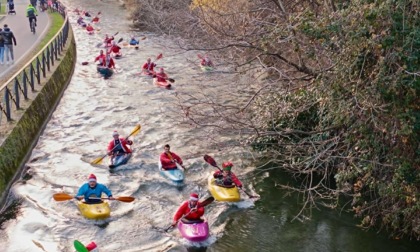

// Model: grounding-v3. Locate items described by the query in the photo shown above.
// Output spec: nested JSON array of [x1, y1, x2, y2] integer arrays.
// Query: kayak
[[109, 153, 132, 169], [200, 65, 214, 72], [158, 161, 184, 183], [97, 66, 114, 78], [141, 70, 155, 77], [177, 219, 209, 242], [207, 174, 240, 202], [153, 78, 171, 89], [77, 201, 111, 219], [121, 42, 139, 49]]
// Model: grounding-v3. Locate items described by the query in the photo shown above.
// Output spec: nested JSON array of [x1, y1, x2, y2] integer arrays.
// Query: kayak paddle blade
[[91, 156, 105, 165], [116, 196, 135, 203], [156, 53, 163, 60], [53, 193, 74, 201], [199, 196, 215, 207], [74, 240, 89, 252], [129, 124, 141, 137], [203, 155, 218, 168], [168, 78, 175, 83]]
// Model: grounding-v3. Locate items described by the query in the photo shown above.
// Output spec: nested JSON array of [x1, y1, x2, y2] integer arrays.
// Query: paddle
[[90, 124, 141, 165], [164, 196, 215, 232], [53, 193, 135, 203], [203, 154, 258, 198], [167, 152, 186, 171], [74, 240, 88, 252]]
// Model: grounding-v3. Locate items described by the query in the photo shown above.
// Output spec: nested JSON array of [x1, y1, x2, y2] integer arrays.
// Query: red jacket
[[155, 72, 168, 82], [213, 170, 242, 187], [95, 54, 105, 64], [86, 26, 94, 32], [104, 37, 114, 43], [160, 151, 182, 169], [107, 138, 132, 154], [173, 201, 204, 222], [109, 45, 121, 54], [102, 57, 115, 68], [142, 62, 156, 71]]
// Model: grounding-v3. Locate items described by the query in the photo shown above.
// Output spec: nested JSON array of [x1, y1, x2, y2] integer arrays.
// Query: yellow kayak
[[77, 201, 111, 219], [207, 174, 240, 202]]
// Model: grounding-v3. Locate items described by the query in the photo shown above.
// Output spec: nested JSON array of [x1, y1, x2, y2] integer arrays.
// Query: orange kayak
[[153, 78, 171, 89]]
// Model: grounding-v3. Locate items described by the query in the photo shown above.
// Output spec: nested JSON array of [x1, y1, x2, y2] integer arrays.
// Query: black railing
[[0, 5, 70, 124]]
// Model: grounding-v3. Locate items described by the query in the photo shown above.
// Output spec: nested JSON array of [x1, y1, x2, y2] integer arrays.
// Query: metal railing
[[0, 4, 70, 125]]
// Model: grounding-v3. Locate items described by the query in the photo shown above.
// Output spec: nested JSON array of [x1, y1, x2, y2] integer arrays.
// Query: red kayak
[[153, 78, 171, 89], [142, 70, 155, 77]]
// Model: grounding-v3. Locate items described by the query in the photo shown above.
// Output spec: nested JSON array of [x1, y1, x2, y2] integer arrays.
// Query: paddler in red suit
[[107, 131, 133, 165], [171, 193, 205, 226], [159, 144, 184, 170]]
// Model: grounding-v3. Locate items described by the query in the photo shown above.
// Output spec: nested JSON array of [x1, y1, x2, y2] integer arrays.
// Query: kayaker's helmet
[[88, 174, 97, 182], [222, 161, 233, 171], [189, 193, 199, 201], [86, 241, 98, 252], [112, 131, 119, 137]]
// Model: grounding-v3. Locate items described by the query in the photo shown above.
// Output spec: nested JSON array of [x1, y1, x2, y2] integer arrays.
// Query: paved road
[[0, 0, 50, 78]]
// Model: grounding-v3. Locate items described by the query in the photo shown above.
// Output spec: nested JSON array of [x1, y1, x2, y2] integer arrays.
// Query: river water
[[0, 0, 419, 251]]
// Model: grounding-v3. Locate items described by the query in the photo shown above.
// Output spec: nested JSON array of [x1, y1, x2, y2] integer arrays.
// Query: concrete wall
[[0, 32, 76, 203]]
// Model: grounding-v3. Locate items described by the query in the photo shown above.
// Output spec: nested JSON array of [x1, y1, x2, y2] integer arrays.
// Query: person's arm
[[107, 140, 115, 154], [12, 34, 16, 46], [186, 206, 204, 219], [76, 184, 87, 200], [231, 172, 243, 188], [109, 59, 115, 69], [123, 138, 133, 145], [213, 170, 222, 179], [173, 201, 187, 223], [171, 152, 183, 165], [100, 184, 113, 198]]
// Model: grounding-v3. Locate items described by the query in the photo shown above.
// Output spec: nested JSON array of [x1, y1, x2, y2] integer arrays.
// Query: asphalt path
[[0, 0, 50, 78]]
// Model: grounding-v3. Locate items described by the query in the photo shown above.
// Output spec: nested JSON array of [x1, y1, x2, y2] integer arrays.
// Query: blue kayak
[[109, 153, 132, 169], [97, 66, 114, 78], [158, 161, 185, 183]]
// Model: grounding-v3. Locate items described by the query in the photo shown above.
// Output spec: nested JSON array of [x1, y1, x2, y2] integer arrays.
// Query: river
[[0, 0, 419, 251]]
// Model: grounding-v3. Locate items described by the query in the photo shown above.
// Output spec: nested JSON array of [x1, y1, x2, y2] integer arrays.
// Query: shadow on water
[[0, 198, 23, 229], [187, 246, 207, 252]]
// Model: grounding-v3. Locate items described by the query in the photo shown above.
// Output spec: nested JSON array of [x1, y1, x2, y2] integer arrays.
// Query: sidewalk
[[0, 0, 50, 79]]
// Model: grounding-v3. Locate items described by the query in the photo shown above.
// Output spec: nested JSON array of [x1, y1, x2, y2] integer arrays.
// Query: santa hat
[[112, 130, 119, 136], [86, 242, 98, 251], [189, 193, 199, 201], [88, 174, 97, 182]]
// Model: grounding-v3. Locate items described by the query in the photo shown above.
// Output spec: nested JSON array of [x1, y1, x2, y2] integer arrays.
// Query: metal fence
[[0, 5, 70, 125]]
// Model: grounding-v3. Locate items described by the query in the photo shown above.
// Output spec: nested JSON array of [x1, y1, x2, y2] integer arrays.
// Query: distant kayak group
[[57, 8, 242, 252]]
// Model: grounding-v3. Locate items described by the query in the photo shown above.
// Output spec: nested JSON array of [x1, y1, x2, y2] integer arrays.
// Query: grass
[[37, 11, 65, 50], [0, 0, 6, 15]]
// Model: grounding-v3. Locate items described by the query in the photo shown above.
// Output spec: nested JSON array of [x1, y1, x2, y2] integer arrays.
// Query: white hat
[[112, 131, 119, 136]]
